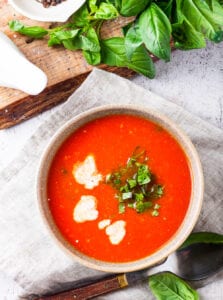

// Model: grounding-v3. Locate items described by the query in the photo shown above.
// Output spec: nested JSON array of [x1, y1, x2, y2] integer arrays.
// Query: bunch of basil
[[9, 0, 223, 78]]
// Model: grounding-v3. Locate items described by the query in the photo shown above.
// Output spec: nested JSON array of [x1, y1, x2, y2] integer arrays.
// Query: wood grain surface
[[0, 1, 136, 129], [38, 274, 128, 300]]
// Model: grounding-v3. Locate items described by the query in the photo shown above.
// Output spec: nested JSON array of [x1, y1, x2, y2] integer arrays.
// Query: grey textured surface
[[132, 42, 223, 130]]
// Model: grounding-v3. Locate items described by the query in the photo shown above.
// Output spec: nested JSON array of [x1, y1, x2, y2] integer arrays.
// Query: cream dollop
[[72, 155, 102, 189], [98, 219, 111, 230], [105, 221, 126, 245], [73, 195, 98, 223]]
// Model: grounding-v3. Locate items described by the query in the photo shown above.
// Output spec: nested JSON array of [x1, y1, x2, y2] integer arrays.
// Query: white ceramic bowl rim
[[9, 0, 86, 22], [37, 104, 204, 273]]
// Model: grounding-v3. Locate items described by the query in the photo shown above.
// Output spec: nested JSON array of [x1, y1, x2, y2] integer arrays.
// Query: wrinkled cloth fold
[[0, 68, 223, 299]]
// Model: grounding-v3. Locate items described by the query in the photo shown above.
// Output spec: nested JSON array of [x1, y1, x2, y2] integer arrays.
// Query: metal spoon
[[38, 243, 223, 299]]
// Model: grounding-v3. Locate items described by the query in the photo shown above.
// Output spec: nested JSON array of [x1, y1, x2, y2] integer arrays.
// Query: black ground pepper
[[36, 0, 67, 8]]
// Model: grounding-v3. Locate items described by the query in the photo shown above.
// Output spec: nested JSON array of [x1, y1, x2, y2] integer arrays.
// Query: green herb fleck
[[106, 147, 164, 214], [154, 203, 160, 210], [122, 192, 133, 200], [152, 210, 159, 217], [118, 202, 126, 214]]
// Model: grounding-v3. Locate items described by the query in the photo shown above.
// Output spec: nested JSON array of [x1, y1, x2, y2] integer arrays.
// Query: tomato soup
[[47, 114, 191, 262]]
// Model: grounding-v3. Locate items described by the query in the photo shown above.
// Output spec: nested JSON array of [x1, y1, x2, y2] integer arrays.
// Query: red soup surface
[[48, 114, 191, 262]]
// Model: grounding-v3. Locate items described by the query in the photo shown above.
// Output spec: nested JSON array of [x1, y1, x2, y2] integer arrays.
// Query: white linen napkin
[[0, 68, 223, 299]]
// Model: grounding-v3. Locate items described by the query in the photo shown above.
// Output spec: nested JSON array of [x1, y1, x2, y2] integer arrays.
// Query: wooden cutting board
[[0, 1, 137, 129]]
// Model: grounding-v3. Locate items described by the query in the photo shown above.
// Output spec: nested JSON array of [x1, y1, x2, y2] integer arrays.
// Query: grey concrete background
[[133, 42, 223, 130]]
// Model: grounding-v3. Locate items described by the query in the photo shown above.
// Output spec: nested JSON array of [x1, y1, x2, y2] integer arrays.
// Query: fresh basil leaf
[[59, 34, 84, 50], [9, 20, 48, 38], [172, 18, 206, 50], [49, 29, 79, 44], [8, 20, 23, 31], [93, 2, 119, 20], [101, 37, 155, 78], [79, 27, 101, 52], [48, 32, 61, 46], [176, 0, 223, 43], [62, 38, 81, 50], [88, 0, 98, 13], [101, 37, 127, 67], [179, 232, 223, 250], [149, 272, 199, 300], [48, 35, 78, 49], [48, 29, 80, 48], [125, 24, 143, 59], [138, 3, 172, 61], [71, 4, 90, 27], [122, 22, 133, 36], [48, 26, 100, 52], [156, 0, 174, 18], [205, 0, 214, 10], [109, 0, 121, 10], [83, 50, 101, 65], [120, 0, 151, 17]]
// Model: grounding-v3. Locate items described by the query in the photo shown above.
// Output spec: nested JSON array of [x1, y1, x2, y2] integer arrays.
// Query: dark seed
[[36, 0, 66, 8]]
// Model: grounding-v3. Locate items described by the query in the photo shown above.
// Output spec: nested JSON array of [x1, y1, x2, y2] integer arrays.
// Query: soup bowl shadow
[[37, 104, 204, 273]]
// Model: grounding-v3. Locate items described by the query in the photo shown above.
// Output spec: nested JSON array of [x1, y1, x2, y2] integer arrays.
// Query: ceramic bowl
[[9, 0, 86, 22], [37, 104, 204, 273]]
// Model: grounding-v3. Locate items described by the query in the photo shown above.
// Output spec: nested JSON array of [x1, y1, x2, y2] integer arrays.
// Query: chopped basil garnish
[[106, 147, 164, 214]]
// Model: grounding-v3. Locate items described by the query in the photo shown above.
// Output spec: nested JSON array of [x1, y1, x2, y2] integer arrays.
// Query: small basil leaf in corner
[[120, 0, 151, 17], [149, 272, 199, 300], [179, 232, 223, 250], [138, 3, 172, 61], [9, 20, 48, 38]]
